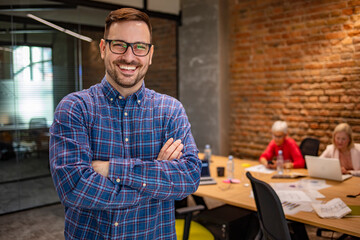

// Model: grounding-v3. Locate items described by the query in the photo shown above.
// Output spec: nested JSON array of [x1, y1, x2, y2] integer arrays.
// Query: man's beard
[[107, 59, 147, 89]]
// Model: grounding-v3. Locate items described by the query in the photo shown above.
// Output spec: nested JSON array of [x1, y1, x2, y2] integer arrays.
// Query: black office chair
[[175, 204, 214, 240], [246, 171, 291, 240], [246, 172, 309, 240], [29, 117, 49, 158], [299, 137, 320, 159]]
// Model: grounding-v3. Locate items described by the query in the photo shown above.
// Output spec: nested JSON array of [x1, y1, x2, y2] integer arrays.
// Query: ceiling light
[[27, 14, 92, 42]]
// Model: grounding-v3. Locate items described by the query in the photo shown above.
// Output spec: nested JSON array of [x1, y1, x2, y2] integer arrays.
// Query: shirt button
[[110, 98, 113, 101], [119, 96, 123, 99], [125, 138, 129, 142], [114, 222, 119, 226], [143, 183, 146, 187], [124, 112, 128, 116], [116, 178, 120, 183], [137, 100, 141, 104]]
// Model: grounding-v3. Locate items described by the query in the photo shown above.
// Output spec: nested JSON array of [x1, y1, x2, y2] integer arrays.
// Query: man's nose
[[122, 46, 137, 59]]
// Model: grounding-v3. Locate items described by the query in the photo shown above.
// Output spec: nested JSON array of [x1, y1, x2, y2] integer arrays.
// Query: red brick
[[319, 96, 329, 102], [348, 29, 360, 37], [342, 8, 353, 15], [355, 6, 360, 14], [327, 16, 349, 25], [325, 32, 347, 39], [330, 96, 340, 103], [349, 0, 360, 7], [343, 24, 353, 30]]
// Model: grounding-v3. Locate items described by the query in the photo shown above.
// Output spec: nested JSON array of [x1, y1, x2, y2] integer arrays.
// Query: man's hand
[[157, 138, 184, 161], [92, 160, 109, 177]]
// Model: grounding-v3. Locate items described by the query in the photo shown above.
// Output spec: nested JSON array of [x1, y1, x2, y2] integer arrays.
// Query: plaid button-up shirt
[[50, 78, 201, 239]]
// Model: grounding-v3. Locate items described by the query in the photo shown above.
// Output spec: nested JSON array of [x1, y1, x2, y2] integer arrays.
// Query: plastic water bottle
[[277, 150, 284, 175], [227, 155, 234, 180], [204, 144, 212, 162]]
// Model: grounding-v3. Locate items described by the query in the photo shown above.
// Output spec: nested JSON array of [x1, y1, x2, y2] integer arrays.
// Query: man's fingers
[[165, 139, 182, 160], [157, 138, 174, 160], [175, 148, 183, 159], [162, 139, 181, 160], [162, 138, 174, 150], [169, 143, 183, 160], [157, 138, 184, 160]]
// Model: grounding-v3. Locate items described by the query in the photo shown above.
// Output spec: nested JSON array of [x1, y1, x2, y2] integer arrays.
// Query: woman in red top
[[259, 121, 305, 169]]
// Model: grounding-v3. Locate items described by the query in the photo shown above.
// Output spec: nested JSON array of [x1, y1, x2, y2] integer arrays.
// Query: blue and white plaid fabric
[[50, 78, 201, 239]]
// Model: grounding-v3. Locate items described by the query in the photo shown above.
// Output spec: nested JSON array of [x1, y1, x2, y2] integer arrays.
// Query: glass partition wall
[[0, 6, 87, 215], [0, 1, 179, 215]]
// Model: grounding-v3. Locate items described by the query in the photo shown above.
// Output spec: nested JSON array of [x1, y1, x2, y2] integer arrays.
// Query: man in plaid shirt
[[50, 8, 201, 239]]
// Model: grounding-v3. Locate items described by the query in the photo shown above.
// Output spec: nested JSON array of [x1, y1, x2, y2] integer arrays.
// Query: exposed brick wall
[[81, 17, 178, 98], [228, 0, 360, 159], [147, 18, 178, 98]]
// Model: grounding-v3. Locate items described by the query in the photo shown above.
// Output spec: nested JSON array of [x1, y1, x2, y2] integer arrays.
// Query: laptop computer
[[305, 156, 352, 181], [199, 159, 217, 185]]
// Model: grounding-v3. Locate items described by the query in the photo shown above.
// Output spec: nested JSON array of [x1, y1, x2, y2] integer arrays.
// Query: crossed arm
[[92, 138, 184, 177]]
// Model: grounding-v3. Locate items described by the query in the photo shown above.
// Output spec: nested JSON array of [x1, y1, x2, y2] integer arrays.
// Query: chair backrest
[[246, 172, 291, 240], [29, 117, 47, 129], [299, 137, 320, 158]]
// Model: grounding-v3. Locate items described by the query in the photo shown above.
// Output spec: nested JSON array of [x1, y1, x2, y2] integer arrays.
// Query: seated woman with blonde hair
[[320, 123, 360, 175]]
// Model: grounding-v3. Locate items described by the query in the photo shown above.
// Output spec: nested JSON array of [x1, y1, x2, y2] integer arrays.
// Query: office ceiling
[[0, 0, 180, 27], [95, 0, 180, 15]]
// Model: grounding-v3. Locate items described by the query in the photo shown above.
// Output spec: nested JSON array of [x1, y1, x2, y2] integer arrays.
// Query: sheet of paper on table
[[271, 181, 327, 201], [270, 181, 328, 215], [312, 198, 352, 219], [276, 190, 312, 203], [245, 164, 275, 174]]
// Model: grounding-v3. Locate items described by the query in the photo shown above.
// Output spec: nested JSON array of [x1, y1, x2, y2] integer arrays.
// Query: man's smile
[[119, 64, 136, 70]]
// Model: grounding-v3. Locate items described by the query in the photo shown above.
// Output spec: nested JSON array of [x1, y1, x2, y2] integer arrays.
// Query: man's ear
[[99, 39, 106, 60]]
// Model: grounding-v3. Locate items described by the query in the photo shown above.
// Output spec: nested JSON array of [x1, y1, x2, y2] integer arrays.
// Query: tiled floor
[[0, 204, 64, 240]]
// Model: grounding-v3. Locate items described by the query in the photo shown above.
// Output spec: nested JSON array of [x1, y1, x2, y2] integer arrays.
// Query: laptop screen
[[201, 160, 211, 177]]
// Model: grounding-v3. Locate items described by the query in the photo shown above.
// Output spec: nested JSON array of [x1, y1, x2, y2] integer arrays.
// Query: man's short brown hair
[[104, 8, 152, 40]]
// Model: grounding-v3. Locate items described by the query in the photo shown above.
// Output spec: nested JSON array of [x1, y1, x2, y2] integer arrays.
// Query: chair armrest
[[176, 205, 206, 240], [176, 205, 205, 215]]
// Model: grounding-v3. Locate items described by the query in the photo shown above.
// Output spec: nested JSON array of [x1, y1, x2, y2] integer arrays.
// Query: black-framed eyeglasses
[[104, 39, 152, 57]]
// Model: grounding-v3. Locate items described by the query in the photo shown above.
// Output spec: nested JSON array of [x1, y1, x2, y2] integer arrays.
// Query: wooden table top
[[195, 154, 360, 237]]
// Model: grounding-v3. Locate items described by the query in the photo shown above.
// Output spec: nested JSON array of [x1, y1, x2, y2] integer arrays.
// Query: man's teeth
[[120, 65, 136, 70]]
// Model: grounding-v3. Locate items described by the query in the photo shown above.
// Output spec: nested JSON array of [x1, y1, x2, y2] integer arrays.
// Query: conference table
[[195, 154, 360, 237]]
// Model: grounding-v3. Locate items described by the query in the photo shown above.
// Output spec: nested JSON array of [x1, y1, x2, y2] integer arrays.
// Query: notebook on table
[[305, 156, 352, 182], [199, 159, 217, 185]]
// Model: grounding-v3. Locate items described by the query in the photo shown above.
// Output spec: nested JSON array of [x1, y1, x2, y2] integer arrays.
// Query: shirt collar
[[132, 82, 145, 106], [100, 77, 145, 106]]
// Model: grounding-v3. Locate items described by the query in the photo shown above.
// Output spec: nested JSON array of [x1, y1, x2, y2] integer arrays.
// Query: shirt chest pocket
[[90, 121, 124, 159]]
